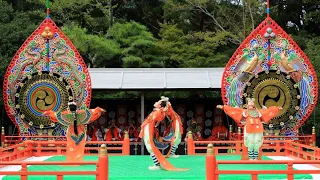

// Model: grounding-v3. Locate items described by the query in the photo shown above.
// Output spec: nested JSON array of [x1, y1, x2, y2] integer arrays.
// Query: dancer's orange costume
[[43, 106, 105, 162], [218, 98, 280, 160], [164, 102, 183, 157], [139, 99, 188, 171]]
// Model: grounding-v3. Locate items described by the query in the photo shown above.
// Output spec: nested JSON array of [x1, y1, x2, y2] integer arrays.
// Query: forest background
[[0, 0, 319, 135]]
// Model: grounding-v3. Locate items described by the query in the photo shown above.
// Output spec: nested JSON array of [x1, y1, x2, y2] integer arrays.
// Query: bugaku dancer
[[43, 102, 105, 162], [217, 98, 281, 160], [161, 97, 183, 158], [139, 97, 188, 171]]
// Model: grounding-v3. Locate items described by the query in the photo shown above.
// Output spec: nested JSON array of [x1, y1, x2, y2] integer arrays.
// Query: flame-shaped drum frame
[[221, 17, 318, 135], [3, 18, 92, 136]]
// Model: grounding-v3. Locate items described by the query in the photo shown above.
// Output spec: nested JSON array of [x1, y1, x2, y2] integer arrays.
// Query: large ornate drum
[[221, 17, 318, 135], [3, 18, 92, 136]]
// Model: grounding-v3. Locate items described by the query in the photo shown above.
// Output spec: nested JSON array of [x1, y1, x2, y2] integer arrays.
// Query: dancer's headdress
[[246, 98, 255, 104], [68, 102, 76, 106], [161, 96, 169, 102], [160, 96, 169, 111]]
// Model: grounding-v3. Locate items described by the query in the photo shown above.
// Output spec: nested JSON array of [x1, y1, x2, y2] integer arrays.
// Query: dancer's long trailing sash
[[140, 109, 188, 171]]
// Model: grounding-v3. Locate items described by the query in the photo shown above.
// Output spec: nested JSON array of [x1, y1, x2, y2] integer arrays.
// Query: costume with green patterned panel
[[43, 102, 105, 162]]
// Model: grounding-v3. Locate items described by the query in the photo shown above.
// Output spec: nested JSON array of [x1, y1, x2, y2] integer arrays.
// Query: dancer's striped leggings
[[170, 145, 178, 155], [143, 124, 160, 166], [150, 153, 160, 166]]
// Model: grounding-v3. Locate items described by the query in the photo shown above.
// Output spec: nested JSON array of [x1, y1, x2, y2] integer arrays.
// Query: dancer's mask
[[246, 98, 255, 108]]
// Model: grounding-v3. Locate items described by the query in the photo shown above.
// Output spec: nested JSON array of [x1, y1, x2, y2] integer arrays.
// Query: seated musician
[[86, 125, 93, 141], [96, 128, 104, 141], [87, 124, 98, 141], [126, 119, 139, 141], [185, 118, 202, 141], [104, 119, 122, 141], [211, 119, 228, 140]]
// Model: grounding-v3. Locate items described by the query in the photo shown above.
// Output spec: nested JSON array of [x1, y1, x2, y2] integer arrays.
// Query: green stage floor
[[3, 155, 313, 180]]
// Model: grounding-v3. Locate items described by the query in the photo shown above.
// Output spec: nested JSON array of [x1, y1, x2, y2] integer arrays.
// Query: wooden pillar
[[312, 126, 316, 147], [187, 131, 195, 155], [98, 144, 109, 180], [123, 131, 130, 155], [206, 144, 216, 180], [1, 127, 4, 147], [140, 91, 145, 155], [228, 125, 232, 140]]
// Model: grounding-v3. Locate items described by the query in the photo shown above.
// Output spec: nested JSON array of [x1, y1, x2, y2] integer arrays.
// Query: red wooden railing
[[0, 129, 319, 179], [229, 126, 315, 146], [4, 135, 66, 146], [205, 143, 320, 180], [0, 144, 109, 180], [0, 133, 130, 161], [2, 125, 316, 146], [187, 130, 318, 156]]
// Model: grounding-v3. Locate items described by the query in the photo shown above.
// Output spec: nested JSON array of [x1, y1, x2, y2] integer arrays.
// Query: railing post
[[57, 175, 63, 180], [252, 174, 258, 180], [312, 126, 316, 147], [228, 125, 232, 140], [241, 145, 249, 160], [284, 141, 289, 156], [1, 127, 4, 147], [21, 163, 27, 180], [237, 127, 241, 141], [26, 140, 33, 156], [276, 141, 280, 155], [98, 144, 108, 180], [287, 162, 294, 180], [36, 143, 41, 156], [258, 147, 263, 160], [299, 146, 303, 159], [123, 131, 130, 155], [187, 131, 195, 155], [4, 139, 8, 147], [57, 146, 61, 154], [206, 144, 216, 180]]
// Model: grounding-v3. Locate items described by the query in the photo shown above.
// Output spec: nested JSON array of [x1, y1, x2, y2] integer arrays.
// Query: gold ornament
[[41, 26, 53, 39]]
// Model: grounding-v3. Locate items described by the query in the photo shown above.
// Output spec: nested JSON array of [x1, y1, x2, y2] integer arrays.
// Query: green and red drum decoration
[[3, 4, 92, 136], [221, 16, 318, 135]]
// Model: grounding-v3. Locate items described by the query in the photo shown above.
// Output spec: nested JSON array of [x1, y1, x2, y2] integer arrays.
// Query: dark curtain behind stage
[[90, 98, 232, 139]]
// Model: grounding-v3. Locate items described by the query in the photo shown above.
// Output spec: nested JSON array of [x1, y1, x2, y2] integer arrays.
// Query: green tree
[[113, 0, 165, 36], [107, 21, 164, 67], [157, 24, 234, 68], [163, 0, 266, 44], [0, 0, 43, 104], [62, 24, 121, 67], [26, 0, 115, 34]]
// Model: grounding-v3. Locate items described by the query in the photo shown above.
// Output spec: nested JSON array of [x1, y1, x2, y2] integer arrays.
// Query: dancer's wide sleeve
[[259, 106, 280, 123], [44, 110, 58, 123], [76, 107, 104, 124], [139, 109, 165, 138], [88, 107, 105, 123], [222, 105, 244, 124]]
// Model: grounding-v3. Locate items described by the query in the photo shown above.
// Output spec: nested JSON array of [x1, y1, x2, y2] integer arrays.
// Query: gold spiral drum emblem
[[253, 79, 291, 118], [243, 70, 300, 126], [33, 88, 55, 111], [16, 72, 73, 127]]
